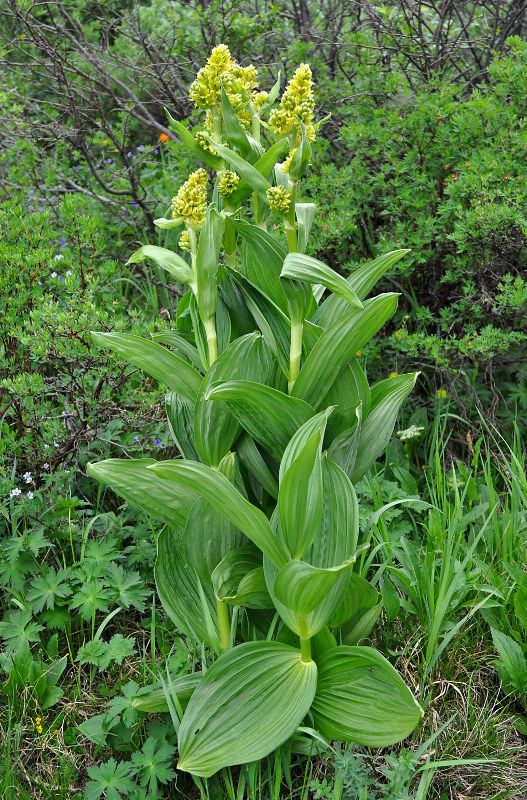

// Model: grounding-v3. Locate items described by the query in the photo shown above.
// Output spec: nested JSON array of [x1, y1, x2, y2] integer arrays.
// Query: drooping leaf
[[165, 108, 223, 170], [314, 250, 410, 328], [311, 646, 423, 746], [126, 245, 195, 290], [132, 673, 203, 713], [86, 459, 195, 531], [177, 641, 317, 777], [236, 432, 279, 499], [206, 380, 315, 462], [227, 138, 290, 207], [282, 253, 363, 310], [295, 203, 316, 255], [212, 546, 273, 608], [155, 528, 219, 650], [291, 294, 399, 409], [148, 460, 288, 568], [152, 331, 202, 370], [203, 137, 271, 198], [91, 332, 202, 404]]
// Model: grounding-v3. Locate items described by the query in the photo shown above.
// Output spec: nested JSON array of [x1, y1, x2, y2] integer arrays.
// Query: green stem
[[204, 316, 218, 366], [299, 636, 312, 662], [224, 217, 237, 268], [288, 318, 303, 394], [217, 599, 231, 651]]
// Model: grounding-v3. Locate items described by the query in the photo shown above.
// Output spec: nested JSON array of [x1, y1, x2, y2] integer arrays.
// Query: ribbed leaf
[[165, 391, 201, 461], [127, 245, 195, 289], [314, 250, 410, 328], [227, 138, 290, 206], [282, 253, 363, 310], [177, 641, 317, 777], [165, 108, 223, 170], [206, 380, 315, 463], [194, 333, 273, 466], [279, 410, 331, 480], [265, 456, 359, 638], [212, 546, 273, 608], [203, 137, 271, 198], [132, 673, 203, 713], [220, 85, 253, 158], [274, 555, 358, 615], [278, 429, 323, 560], [329, 571, 382, 645], [311, 646, 423, 746], [196, 206, 224, 322], [296, 203, 316, 255], [236, 432, 279, 499], [291, 294, 399, 409], [152, 331, 202, 370], [91, 332, 202, 404], [351, 372, 419, 483], [233, 220, 289, 312], [86, 458, 195, 530], [147, 460, 288, 568], [155, 528, 219, 649]]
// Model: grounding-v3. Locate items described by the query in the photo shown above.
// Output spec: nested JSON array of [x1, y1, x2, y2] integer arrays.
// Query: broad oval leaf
[[147, 460, 288, 568], [91, 331, 202, 404], [311, 646, 423, 746], [206, 380, 315, 463], [212, 546, 273, 608], [233, 219, 289, 312], [86, 458, 195, 530], [165, 391, 202, 461], [177, 641, 317, 777], [282, 253, 363, 310], [291, 294, 399, 409], [274, 555, 358, 615], [278, 429, 323, 559]]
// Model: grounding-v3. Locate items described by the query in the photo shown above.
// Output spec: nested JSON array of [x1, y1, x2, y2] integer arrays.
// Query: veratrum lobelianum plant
[[87, 46, 423, 778]]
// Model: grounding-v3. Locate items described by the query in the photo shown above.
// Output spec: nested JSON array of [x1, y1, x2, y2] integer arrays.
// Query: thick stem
[[300, 636, 312, 662], [204, 316, 218, 366], [217, 599, 231, 651], [288, 318, 303, 394]]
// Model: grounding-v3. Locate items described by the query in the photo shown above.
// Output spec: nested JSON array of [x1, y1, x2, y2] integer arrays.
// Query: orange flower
[[159, 133, 170, 143]]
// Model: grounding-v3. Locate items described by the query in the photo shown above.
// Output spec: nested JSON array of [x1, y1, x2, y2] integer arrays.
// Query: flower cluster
[[266, 185, 291, 214], [35, 717, 43, 734], [178, 230, 191, 252], [218, 170, 240, 198], [171, 169, 208, 227], [397, 425, 425, 442], [269, 63, 315, 145]]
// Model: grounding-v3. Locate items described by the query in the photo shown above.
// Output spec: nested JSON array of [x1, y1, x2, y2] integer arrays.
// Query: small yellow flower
[[171, 169, 208, 227], [36, 724, 43, 733], [178, 230, 191, 252], [218, 170, 240, 198], [394, 330, 402, 339], [437, 389, 447, 399], [355, 349, 362, 357], [35, 717, 41, 724], [195, 130, 217, 154], [266, 185, 291, 214], [189, 44, 259, 119], [390, 371, 399, 378]]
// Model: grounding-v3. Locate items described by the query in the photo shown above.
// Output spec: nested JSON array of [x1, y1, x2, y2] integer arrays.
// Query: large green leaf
[[212, 546, 273, 608], [206, 380, 315, 463], [126, 245, 195, 290], [184, 454, 246, 585], [236, 432, 279, 499], [233, 220, 289, 312], [329, 571, 382, 645], [274, 555, 358, 615], [152, 331, 202, 370], [165, 109, 223, 170], [91, 332, 202, 404], [194, 332, 273, 466], [278, 429, 323, 560], [165, 392, 201, 461], [177, 641, 317, 777], [196, 206, 224, 323], [132, 672, 203, 713], [265, 456, 359, 638], [282, 253, 363, 310], [351, 372, 419, 483], [311, 646, 423, 746], [86, 458, 194, 530], [147, 460, 288, 568], [155, 528, 219, 649], [291, 294, 399, 409], [314, 250, 409, 328]]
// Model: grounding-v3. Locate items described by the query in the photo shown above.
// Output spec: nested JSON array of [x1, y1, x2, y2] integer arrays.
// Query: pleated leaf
[[196, 205, 224, 322], [132, 672, 203, 713], [177, 641, 317, 777], [155, 528, 219, 649], [236, 432, 279, 499], [152, 331, 202, 370], [165, 108, 223, 170], [291, 294, 399, 409], [147, 460, 288, 568], [311, 646, 423, 746], [165, 391, 201, 461], [282, 253, 363, 310], [278, 429, 323, 559], [194, 332, 272, 466], [314, 249, 410, 328], [274, 555, 358, 615], [351, 372, 419, 483], [234, 220, 289, 312], [91, 332, 202, 404], [206, 380, 315, 462], [212, 546, 273, 608], [86, 458, 195, 531], [127, 245, 195, 289]]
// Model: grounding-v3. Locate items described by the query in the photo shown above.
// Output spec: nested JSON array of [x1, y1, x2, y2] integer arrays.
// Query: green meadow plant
[[87, 47, 423, 778]]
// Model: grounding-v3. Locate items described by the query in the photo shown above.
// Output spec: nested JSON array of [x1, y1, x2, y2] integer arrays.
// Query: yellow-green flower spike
[[195, 130, 218, 154], [179, 230, 191, 251], [266, 185, 291, 214], [171, 168, 208, 227], [269, 63, 316, 144], [218, 170, 240, 198], [189, 44, 259, 118]]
